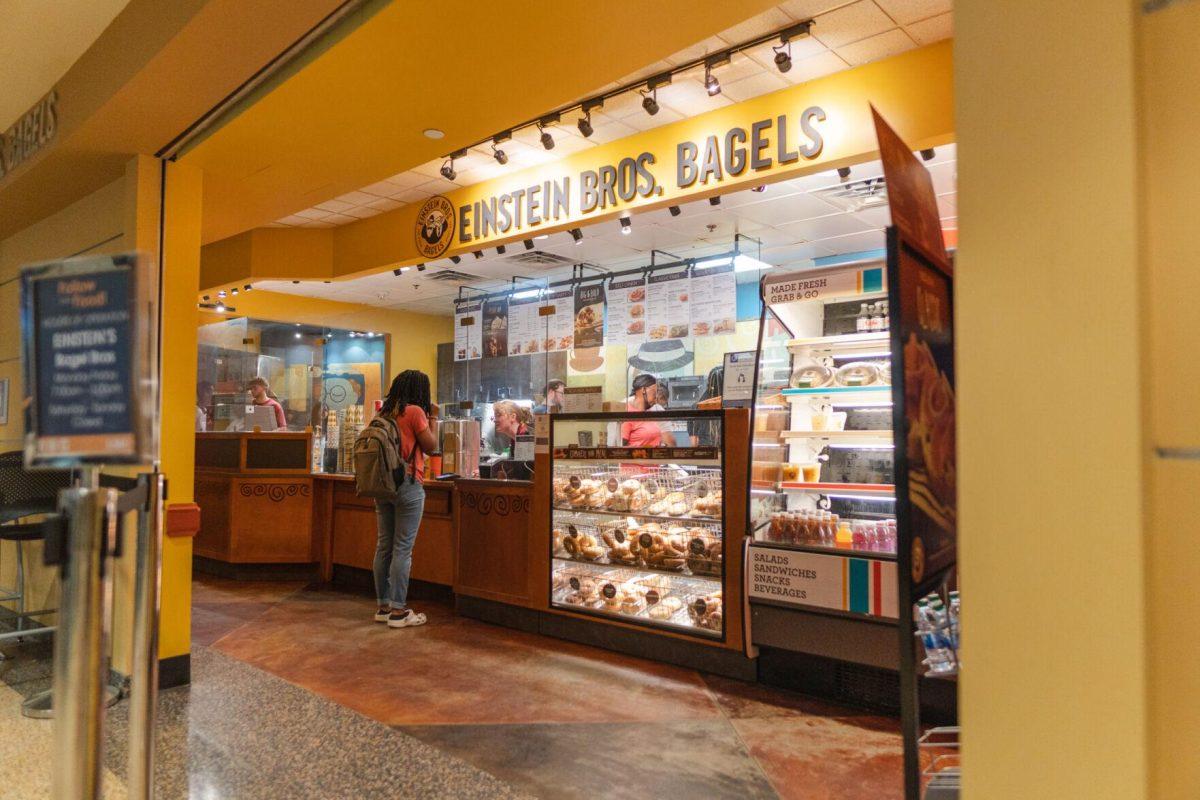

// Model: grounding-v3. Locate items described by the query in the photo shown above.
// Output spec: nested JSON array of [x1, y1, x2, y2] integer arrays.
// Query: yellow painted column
[[956, 1, 1147, 798], [1137, 4, 1200, 797], [158, 160, 203, 666]]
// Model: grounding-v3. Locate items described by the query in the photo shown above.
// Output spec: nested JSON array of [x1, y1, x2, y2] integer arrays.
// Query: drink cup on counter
[[810, 409, 831, 431], [781, 463, 800, 482], [801, 463, 821, 483]]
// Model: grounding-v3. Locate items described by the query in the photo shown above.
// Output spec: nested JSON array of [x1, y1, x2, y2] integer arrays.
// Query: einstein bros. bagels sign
[[415, 195, 456, 258], [414, 106, 827, 255]]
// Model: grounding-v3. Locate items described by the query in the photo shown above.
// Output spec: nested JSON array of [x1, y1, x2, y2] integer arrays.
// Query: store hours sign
[[20, 254, 151, 465]]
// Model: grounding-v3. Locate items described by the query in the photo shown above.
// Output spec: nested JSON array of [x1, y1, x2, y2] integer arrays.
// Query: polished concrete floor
[[0, 576, 912, 799]]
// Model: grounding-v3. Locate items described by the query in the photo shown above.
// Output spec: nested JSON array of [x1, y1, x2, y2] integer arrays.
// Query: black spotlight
[[523, 239, 535, 250], [538, 123, 554, 150], [440, 158, 456, 181], [202, 295, 210, 301], [837, 166, 852, 181], [668, 206, 681, 216], [752, 185, 766, 193], [773, 44, 792, 74], [709, 196, 721, 206], [619, 217, 632, 235], [920, 148, 936, 162], [569, 228, 583, 244], [704, 67, 720, 97], [473, 250, 484, 259], [231, 287, 239, 295], [416, 263, 426, 272], [393, 268, 404, 276], [450, 255, 461, 264], [641, 89, 659, 116], [292, 280, 300, 284], [492, 144, 508, 164], [243, 284, 252, 291], [577, 111, 593, 138], [496, 245, 506, 255]]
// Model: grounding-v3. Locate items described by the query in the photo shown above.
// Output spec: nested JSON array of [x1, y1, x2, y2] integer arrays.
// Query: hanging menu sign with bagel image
[[21, 254, 149, 465]]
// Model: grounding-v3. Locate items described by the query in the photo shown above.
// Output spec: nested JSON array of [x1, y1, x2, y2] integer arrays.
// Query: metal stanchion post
[[127, 472, 163, 800], [51, 467, 116, 800]]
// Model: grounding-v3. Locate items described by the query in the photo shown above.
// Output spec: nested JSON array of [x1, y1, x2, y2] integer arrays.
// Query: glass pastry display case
[[548, 411, 727, 639], [747, 259, 899, 622]]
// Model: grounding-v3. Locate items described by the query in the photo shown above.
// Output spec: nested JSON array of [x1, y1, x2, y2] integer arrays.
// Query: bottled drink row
[[765, 510, 897, 554], [855, 301, 890, 333], [916, 590, 961, 674]]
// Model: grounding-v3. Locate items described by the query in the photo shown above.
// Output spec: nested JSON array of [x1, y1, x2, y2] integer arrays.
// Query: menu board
[[542, 289, 574, 352], [481, 297, 508, 359], [573, 283, 605, 349], [689, 262, 737, 337], [507, 293, 542, 355], [454, 301, 482, 361], [645, 269, 690, 341], [606, 276, 646, 346]]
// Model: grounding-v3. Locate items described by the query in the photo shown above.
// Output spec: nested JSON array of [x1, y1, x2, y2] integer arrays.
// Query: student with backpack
[[354, 369, 438, 628]]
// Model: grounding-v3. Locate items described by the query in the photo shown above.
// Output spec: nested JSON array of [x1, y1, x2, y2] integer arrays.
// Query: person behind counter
[[533, 380, 565, 414], [493, 400, 533, 443], [374, 369, 439, 629], [653, 382, 688, 447], [621, 373, 662, 447], [247, 377, 287, 430], [196, 380, 213, 432]]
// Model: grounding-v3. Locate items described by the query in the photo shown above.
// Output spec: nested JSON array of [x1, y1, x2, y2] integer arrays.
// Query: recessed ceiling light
[[423, 128, 445, 140]]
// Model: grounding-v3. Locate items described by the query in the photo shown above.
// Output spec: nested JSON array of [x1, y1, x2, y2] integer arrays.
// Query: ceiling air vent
[[811, 177, 887, 213], [504, 250, 576, 269], [425, 269, 483, 283]]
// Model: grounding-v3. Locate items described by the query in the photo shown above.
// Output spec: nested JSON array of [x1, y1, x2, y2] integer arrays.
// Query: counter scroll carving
[[460, 490, 531, 517], [238, 483, 312, 503]]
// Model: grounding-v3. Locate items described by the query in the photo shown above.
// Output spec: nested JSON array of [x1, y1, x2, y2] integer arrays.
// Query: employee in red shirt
[[247, 377, 287, 430], [621, 373, 662, 447]]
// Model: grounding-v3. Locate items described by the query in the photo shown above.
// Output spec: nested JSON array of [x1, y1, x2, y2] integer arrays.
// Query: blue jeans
[[373, 481, 425, 609]]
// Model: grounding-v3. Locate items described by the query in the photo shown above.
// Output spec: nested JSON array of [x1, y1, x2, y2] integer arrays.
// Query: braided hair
[[381, 370, 432, 418]]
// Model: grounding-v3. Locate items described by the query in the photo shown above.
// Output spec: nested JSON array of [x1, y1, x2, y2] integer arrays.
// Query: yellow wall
[[199, 291, 451, 399], [0, 176, 128, 625], [956, 1, 1148, 797], [1137, 4, 1200, 797]]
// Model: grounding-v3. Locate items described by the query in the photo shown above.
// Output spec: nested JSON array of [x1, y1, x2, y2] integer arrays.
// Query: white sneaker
[[387, 609, 427, 628], [374, 608, 391, 623]]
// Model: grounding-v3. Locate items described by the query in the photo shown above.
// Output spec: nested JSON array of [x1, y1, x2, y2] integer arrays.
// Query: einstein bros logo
[[415, 195, 456, 259]]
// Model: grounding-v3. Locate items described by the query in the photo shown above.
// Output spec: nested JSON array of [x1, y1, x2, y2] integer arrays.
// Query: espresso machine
[[437, 418, 480, 478]]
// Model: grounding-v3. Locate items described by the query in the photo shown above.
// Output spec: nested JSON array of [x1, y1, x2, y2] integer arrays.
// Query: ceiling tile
[[730, 192, 843, 226], [927, 159, 956, 194], [278, 214, 314, 226], [360, 180, 407, 198], [336, 190, 388, 206], [614, 59, 674, 86], [782, 50, 851, 83], [717, 70, 789, 103], [315, 198, 354, 213], [717, 7, 795, 42], [341, 205, 383, 220], [663, 34, 730, 66], [836, 28, 916, 66], [382, 170, 431, 190], [294, 208, 331, 220], [811, 1, 895, 48], [393, 181, 444, 204], [905, 11, 952, 45], [936, 193, 956, 216], [854, 205, 893, 228], [657, 79, 734, 116], [779, 0, 852, 20], [366, 197, 404, 212], [875, 0, 952, 25], [818, 228, 887, 255], [776, 212, 874, 241], [582, 116, 639, 144]]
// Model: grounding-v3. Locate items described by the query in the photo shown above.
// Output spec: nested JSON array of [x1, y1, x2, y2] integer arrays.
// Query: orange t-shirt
[[394, 404, 430, 482], [620, 401, 663, 448]]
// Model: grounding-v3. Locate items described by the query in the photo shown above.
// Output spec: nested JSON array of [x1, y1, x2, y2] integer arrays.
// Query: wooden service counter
[[194, 432, 317, 568], [314, 475, 455, 586]]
